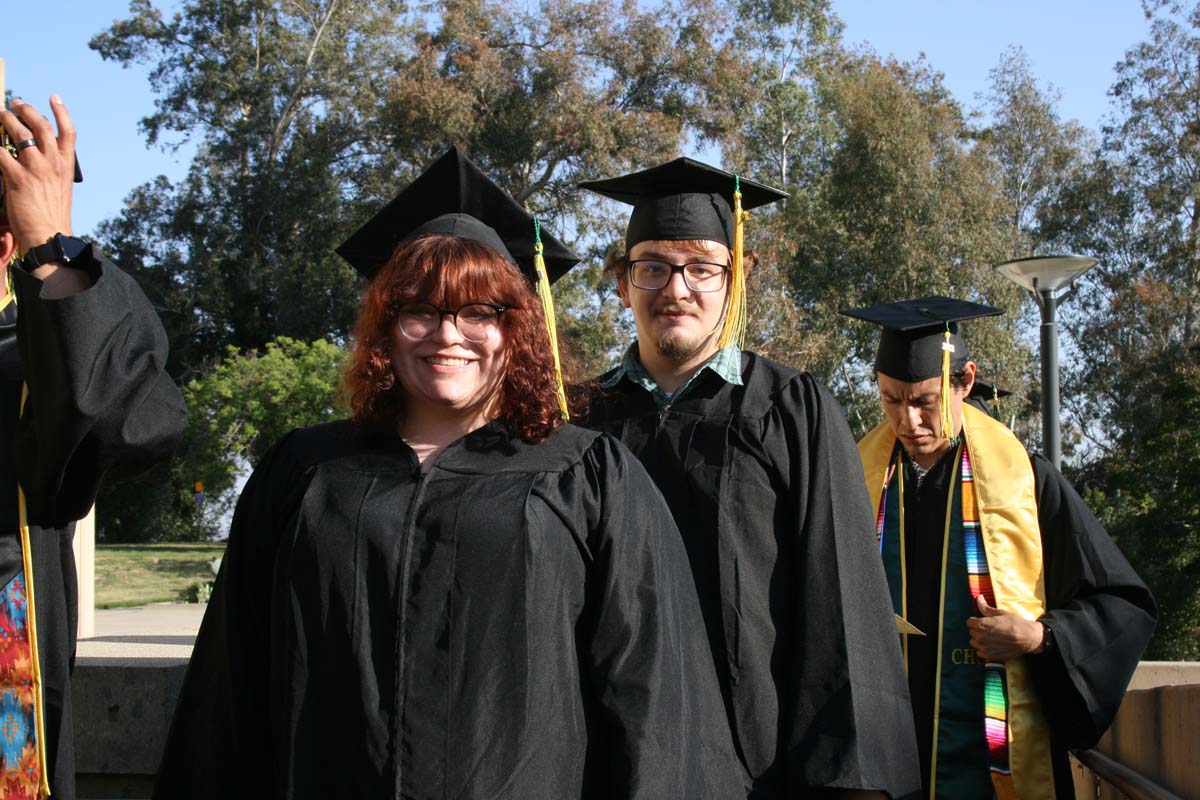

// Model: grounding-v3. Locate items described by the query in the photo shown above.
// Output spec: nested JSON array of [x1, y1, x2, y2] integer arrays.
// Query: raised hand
[[0, 96, 76, 253]]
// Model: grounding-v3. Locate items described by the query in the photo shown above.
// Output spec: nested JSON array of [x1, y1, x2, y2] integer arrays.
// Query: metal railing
[[1073, 749, 1185, 800]]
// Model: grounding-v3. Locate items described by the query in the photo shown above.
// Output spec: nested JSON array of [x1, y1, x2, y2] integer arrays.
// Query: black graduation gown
[[579, 351, 921, 798], [901, 451, 1156, 798], [0, 247, 187, 800], [154, 420, 744, 799]]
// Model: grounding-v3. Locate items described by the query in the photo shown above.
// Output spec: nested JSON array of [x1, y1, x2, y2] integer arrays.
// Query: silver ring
[[15, 139, 37, 151]]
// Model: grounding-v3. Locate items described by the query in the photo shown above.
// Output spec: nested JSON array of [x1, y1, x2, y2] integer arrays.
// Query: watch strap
[[1037, 621, 1054, 653], [22, 234, 87, 271]]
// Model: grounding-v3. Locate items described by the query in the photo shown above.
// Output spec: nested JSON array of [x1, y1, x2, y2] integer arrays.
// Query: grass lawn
[[95, 542, 227, 609]]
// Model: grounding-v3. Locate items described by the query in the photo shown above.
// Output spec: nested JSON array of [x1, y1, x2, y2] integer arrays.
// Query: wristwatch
[[22, 233, 88, 271], [1037, 621, 1055, 654]]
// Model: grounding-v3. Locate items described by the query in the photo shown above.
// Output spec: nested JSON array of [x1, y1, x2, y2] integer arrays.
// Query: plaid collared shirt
[[601, 342, 743, 410]]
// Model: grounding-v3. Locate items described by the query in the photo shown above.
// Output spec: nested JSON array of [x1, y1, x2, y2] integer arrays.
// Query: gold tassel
[[17, 382, 51, 799], [717, 177, 748, 349], [940, 327, 957, 445], [532, 218, 569, 420]]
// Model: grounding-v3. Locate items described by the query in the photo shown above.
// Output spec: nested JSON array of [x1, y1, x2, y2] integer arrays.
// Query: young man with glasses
[[577, 159, 919, 799]]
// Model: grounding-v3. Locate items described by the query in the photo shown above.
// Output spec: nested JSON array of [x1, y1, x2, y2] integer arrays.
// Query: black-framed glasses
[[627, 260, 730, 293], [395, 302, 507, 343]]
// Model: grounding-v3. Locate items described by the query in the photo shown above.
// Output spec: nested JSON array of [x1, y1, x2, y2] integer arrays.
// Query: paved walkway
[[77, 604, 207, 663]]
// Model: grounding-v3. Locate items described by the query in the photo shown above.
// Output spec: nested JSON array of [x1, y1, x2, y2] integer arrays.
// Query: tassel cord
[[532, 218, 569, 420]]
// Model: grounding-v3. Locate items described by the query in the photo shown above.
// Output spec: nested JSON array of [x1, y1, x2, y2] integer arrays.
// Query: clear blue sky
[[5, 0, 1152, 238]]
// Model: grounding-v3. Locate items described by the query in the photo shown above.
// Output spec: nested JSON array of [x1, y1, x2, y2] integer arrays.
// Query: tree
[[711, 0, 842, 189], [977, 46, 1093, 258], [369, 0, 745, 377], [778, 51, 1033, 435], [1038, 0, 1200, 658], [91, 0, 409, 374], [683, 0, 845, 382], [99, 337, 346, 542], [1074, 343, 1200, 659], [91, 0, 744, 379], [183, 337, 346, 496]]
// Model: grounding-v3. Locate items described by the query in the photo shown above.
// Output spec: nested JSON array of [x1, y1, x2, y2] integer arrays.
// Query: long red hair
[[344, 234, 564, 443]]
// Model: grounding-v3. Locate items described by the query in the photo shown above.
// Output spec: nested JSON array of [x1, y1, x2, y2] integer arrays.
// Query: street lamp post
[[992, 255, 1097, 471]]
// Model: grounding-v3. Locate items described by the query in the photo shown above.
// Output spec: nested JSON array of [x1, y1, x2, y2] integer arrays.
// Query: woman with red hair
[[156, 149, 741, 799]]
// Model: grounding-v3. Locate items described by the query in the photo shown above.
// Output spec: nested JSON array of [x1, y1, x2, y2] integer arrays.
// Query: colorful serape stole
[[961, 446, 1018, 800], [0, 256, 52, 800], [875, 458, 899, 550], [0, 572, 40, 800], [0, 373, 49, 800]]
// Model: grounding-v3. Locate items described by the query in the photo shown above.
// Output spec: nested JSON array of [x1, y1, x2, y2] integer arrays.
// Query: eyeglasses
[[395, 302, 507, 343], [627, 260, 729, 293]]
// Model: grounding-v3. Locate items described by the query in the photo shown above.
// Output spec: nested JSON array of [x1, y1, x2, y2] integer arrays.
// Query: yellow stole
[[858, 404, 1055, 799]]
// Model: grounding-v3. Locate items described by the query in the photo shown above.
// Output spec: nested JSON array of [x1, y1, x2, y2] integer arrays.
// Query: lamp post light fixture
[[992, 254, 1098, 471]]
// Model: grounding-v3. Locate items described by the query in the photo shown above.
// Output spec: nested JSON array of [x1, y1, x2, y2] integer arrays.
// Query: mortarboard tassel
[[532, 217, 569, 420], [717, 176, 748, 349], [990, 383, 1002, 421], [940, 325, 958, 446]]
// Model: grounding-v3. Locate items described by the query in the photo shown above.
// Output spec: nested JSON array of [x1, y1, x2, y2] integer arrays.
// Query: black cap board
[[578, 157, 787, 249], [968, 380, 1010, 419], [336, 146, 578, 281], [839, 296, 1003, 382], [968, 381, 1011, 402], [967, 380, 1012, 419]]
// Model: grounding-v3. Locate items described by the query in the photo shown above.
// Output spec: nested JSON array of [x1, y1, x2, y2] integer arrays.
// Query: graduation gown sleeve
[[775, 376, 920, 795], [12, 246, 187, 525], [154, 431, 306, 799], [1026, 453, 1156, 749]]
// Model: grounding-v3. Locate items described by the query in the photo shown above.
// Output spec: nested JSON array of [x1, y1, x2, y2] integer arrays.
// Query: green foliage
[[1036, 0, 1200, 659], [762, 51, 1033, 435], [177, 580, 214, 604], [552, 261, 630, 381], [977, 46, 1094, 257], [184, 336, 346, 492], [91, 0, 402, 371], [1073, 345, 1200, 659], [715, 0, 842, 187], [97, 459, 202, 543], [98, 337, 346, 542], [90, 0, 745, 377]]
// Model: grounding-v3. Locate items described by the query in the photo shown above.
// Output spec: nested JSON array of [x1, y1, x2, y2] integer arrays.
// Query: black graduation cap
[[336, 146, 578, 281], [969, 381, 1011, 402], [967, 380, 1012, 420], [842, 296, 1002, 445], [839, 296, 1003, 383], [577, 157, 787, 249]]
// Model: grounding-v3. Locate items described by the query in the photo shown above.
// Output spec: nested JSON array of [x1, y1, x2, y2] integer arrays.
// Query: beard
[[654, 326, 716, 363]]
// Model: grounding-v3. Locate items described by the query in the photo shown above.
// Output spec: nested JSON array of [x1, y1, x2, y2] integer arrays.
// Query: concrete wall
[[73, 606, 202, 799], [1071, 672, 1200, 800], [1126, 660, 1200, 690], [73, 658, 188, 799]]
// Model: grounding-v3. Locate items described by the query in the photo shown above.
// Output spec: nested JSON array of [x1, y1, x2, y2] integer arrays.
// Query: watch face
[[57, 235, 87, 262], [23, 235, 88, 270]]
